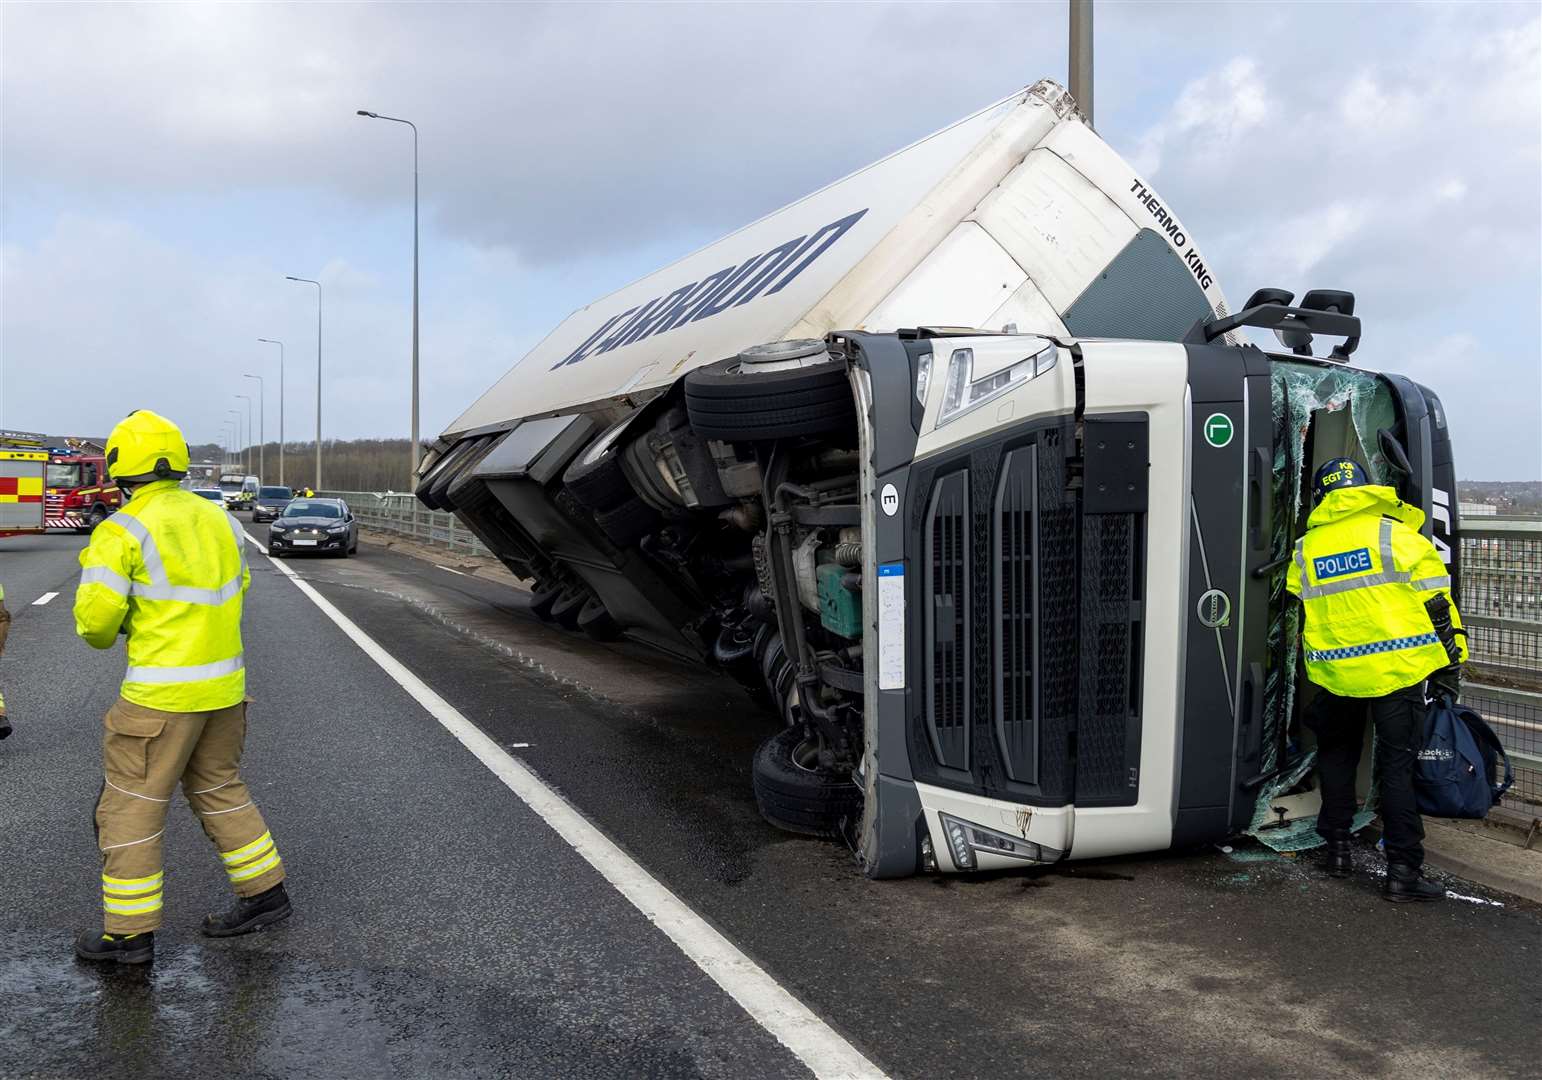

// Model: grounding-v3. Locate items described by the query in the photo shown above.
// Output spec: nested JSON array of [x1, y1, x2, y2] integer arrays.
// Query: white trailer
[[425, 81, 1460, 876]]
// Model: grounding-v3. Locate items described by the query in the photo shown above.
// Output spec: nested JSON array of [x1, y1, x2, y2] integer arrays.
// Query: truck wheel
[[593, 498, 659, 548], [751, 727, 862, 838], [550, 587, 589, 630], [528, 581, 563, 621], [564, 435, 635, 512], [684, 341, 854, 442], [577, 596, 621, 641]]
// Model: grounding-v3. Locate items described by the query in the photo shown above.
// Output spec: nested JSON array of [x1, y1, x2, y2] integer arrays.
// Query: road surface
[[2, 526, 1538, 1079]]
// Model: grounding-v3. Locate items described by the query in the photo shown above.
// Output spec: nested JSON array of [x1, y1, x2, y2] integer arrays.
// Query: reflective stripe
[[1306, 632, 1440, 663], [228, 850, 282, 882], [198, 801, 254, 817], [124, 654, 244, 685], [226, 513, 249, 571], [103, 893, 164, 914], [129, 573, 244, 606], [108, 511, 169, 583], [1410, 575, 1451, 592], [79, 565, 132, 596], [102, 870, 163, 889], [220, 831, 274, 865]]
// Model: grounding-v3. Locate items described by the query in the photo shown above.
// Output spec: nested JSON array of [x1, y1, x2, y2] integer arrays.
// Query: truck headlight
[[937, 342, 1056, 426], [939, 812, 1049, 871]]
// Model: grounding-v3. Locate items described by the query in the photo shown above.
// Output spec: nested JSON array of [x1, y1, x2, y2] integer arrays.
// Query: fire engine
[[44, 442, 120, 532], [0, 431, 49, 539]]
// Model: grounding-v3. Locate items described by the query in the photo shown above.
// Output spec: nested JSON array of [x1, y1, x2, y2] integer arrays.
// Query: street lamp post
[[356, 109, 420, 485], [286, 276, 322, 490], [222, 420, 237, 470], [226, 410, 244, 473], [1069, 0, 1094, 128], [258, 338, 285, 485], [236, 393, 255, 478]]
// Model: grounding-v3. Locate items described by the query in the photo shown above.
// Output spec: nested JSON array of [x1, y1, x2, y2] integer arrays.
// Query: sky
[[2, 1, 1539, 479]]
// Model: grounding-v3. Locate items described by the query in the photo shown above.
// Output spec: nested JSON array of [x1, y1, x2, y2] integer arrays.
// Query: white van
[[420, 81, 1460, 876]]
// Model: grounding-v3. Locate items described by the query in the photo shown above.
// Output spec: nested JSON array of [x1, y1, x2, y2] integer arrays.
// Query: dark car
[[251, 485, 293, 523], [267, 498, 359, 558]]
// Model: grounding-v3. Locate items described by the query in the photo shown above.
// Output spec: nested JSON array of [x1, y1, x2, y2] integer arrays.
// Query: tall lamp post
[[258, 337, 285, 484], [356, 109, 420, 484], [222, 420, 237, 470], [242, 374, 265, 482], [286, 276, 322, 490], [1069, 0, 1093, 128], [226, 410, 244, 473], [236, 394, 254, 477]]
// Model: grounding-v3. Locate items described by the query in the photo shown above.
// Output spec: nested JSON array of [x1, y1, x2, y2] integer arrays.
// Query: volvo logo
[[1197, 588, 1231, 629]]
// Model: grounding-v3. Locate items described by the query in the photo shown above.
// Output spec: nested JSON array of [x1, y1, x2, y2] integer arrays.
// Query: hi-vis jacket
[[75, 480, 250, 712], [1286, 484, 1466, 698]]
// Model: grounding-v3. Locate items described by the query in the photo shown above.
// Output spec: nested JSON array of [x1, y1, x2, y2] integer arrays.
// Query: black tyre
[[577, 596, 621, 641], [528, 581, 563, 621], [268, 548, 281, 559], [593, 497, 659, 548], [550, 588, 588, 630], [751, 727, 862, 838], [684, 342, 854, 441], [564, 429, 636, 512]]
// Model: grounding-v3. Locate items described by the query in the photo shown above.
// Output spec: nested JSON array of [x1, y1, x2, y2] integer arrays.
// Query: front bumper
[[267, 530, 347, 553]]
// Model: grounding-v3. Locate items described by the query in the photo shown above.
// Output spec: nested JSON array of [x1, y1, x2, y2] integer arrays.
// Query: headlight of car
[[270, 525, 286, 533], [327, 524, 348, 534]]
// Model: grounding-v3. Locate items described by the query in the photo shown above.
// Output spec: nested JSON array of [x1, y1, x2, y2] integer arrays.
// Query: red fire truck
[[44, 443, 120, 532]]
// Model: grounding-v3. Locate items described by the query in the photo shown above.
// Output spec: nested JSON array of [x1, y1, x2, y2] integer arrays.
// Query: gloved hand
[[1429, 664, 1462, 702]]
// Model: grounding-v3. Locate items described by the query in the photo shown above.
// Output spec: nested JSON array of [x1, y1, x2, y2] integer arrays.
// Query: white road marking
[[508, 742, 532, 749], [32, 592, 58, 606], [242, 531, 885, 1080], [433, 564, 466, 576]]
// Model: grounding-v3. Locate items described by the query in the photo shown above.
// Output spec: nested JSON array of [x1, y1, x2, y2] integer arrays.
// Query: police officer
[[74, 410, 292, 964], [1287, 458, 1466, 903]]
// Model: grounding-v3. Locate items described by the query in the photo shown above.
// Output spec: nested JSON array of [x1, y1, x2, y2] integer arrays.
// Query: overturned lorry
[[420, 81, 1460, 876]]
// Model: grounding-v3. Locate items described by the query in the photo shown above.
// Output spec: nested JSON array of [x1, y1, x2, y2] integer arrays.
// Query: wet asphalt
[[2, 527, 1539, 1079]]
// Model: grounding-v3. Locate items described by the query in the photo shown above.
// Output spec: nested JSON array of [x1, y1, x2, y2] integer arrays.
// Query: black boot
[[0, 713, 12, 740], [203, 882, 292, 937], [1321, 829, 1354, 877], [75, 929, 154, 965], [1383, 863, 1443, 903]]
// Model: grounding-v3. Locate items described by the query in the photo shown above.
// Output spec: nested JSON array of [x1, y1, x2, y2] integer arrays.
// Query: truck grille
[[925, 470, 969, 771], [994, 446, 1037, 784]]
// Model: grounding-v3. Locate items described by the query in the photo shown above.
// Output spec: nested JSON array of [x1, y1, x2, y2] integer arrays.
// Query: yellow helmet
[[105, 410, 189, 482]]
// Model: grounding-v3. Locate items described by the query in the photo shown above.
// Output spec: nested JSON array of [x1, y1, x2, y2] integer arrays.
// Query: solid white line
[[242, 531, 883, 1079], [433, 564, 467, 576], [32, 592, 58, 606]]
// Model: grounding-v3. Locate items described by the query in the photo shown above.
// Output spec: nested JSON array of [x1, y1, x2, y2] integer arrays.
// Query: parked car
[[191, 488, 225, 503], [251, 485, 294, 523], [267, 498, 358, 558]]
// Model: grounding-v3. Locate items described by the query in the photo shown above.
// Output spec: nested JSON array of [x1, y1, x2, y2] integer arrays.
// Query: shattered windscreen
[[1250, 360, 1396, 850]]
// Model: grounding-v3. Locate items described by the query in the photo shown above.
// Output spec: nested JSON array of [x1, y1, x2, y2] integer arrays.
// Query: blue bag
[[1415, 695, 1514, 819]]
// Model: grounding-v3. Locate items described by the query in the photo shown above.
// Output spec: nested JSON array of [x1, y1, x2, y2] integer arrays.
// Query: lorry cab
[[416, 81, 1458, 876]]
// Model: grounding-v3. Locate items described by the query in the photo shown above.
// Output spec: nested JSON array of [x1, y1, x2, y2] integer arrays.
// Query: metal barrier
[[319, 490, 490, 557], [1461, 518, 1542, 682]]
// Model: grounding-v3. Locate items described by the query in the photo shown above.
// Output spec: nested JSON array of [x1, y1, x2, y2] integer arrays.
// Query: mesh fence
[[1460, 518, 1541, 818], [319, 490, 491, 556]]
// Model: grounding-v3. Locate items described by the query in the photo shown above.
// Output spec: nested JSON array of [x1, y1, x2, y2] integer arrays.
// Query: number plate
[[292, 539, 317, 546]]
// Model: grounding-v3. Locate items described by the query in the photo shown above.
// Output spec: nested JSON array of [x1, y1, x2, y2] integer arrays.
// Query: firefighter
[[0, 583, 11, 740], [73, 410, 292, 965], [1287, 457, 1466, 903]]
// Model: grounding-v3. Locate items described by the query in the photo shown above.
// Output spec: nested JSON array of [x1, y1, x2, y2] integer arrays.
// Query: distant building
[[1459, 501, 1498, 517]]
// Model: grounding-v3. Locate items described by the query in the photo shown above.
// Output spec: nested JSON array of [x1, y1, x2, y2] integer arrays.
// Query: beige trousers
[[96, 696, 285, 933]]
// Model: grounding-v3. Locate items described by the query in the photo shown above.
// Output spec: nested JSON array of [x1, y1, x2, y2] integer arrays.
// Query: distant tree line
[[187, 439, 424, 493]]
